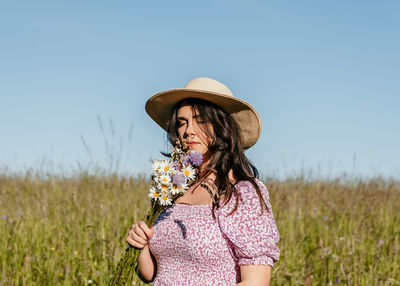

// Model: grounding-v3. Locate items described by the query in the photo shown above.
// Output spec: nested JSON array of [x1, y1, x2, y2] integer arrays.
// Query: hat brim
[[145, 88, 261, 149]]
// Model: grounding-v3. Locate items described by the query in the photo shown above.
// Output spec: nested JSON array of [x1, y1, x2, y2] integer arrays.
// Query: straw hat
[[145, 77, 261, 149]]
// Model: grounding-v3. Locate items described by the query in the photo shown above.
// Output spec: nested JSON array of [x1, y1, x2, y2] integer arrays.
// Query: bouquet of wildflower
[[109, 142, 203, 285]]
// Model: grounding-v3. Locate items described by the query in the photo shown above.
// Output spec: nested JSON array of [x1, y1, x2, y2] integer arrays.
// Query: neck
[[198, 163, 236, 185], [199, 151, 211, 173]]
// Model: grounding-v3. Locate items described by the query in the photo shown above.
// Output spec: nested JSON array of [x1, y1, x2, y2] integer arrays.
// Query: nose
[[185, 119, 195, 138]]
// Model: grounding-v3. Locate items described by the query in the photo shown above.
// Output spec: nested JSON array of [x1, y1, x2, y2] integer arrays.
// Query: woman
[[127, 77, 280, 285]]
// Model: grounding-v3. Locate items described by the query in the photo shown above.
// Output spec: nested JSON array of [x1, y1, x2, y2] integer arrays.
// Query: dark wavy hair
[[167, 98, 268, 219]]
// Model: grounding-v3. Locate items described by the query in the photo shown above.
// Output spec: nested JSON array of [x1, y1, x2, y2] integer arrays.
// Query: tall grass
[[268, 176, 399, 285], [0, 171, 150, 285], [0, 170, 399, 285]]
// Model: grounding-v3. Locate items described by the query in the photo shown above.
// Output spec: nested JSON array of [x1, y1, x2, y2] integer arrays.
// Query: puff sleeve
[[216, 178, 280, 266]]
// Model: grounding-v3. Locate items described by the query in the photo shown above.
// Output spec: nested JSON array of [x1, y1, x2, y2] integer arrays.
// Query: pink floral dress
[[148, 178, 280, 286]]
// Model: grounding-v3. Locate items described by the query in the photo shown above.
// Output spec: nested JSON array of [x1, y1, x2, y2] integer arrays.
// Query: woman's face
[[176, 102, 213, 155]]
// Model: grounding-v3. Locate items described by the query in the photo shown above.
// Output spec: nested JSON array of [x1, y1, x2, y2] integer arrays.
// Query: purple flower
[[181, 155, 190, 165], [323, 216, 327, 221], [190, 152, 203, 166], [334, 279, 339, 283], [172, 172, 186, 186], [1, 215, 6, 220]]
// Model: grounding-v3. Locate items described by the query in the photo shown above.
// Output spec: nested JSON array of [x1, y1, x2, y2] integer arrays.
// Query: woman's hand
[[126, 221, 154, 249], [126, 221, 157, 283]]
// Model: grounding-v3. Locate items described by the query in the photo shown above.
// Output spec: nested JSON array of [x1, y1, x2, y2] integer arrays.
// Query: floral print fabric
[[148, 179, 280, 286]]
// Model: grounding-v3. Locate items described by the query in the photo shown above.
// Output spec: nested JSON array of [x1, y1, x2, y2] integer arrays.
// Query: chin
[[190, 147, 201, 153], [190, 146, 206, 154]]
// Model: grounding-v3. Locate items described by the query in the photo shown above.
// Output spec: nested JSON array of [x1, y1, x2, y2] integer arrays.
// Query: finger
[[133, 224, 147, 240], [127, 231, 147, 245], [130, 230, 148, 245], [138, 221, 153, 239], [130, 222, 141, 233], [126, 236, 144, 249], [133, 221, 145, 229]]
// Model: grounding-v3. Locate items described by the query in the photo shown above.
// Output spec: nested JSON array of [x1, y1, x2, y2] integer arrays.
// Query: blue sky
[[0, 0, 399, 180]]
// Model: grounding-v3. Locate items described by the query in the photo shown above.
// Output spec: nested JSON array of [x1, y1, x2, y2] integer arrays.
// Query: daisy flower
[[148, 187, 160, 199], [159, 182, 170, 193], [160, 194, 172, 206], [160, 190, 168, 199], [158, 174, 171, 185], [182, 165, 196, 181], [178, 183, 189, 193], [151, 160, 162, 174], [159, 160, 173, 175], [170, 184, 180, 195]]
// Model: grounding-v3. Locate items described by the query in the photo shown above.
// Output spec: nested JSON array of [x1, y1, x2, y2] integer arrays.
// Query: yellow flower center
[[162, 184, 168, 190], [162, 195, 168, 201], [172, 184, 178, 190], [164, 166, 170, 171], [153, 192, 159, 197], [162, 177, 168, 182], [184, 170, 190, 176]]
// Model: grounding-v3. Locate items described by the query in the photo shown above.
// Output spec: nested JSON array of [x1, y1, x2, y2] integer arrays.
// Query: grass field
[[0, 170, 399, 285]]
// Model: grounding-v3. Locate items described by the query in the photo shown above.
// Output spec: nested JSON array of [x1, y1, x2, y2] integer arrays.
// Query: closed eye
[[177, 121, 186, 127], [193, 114, 206, 125]]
